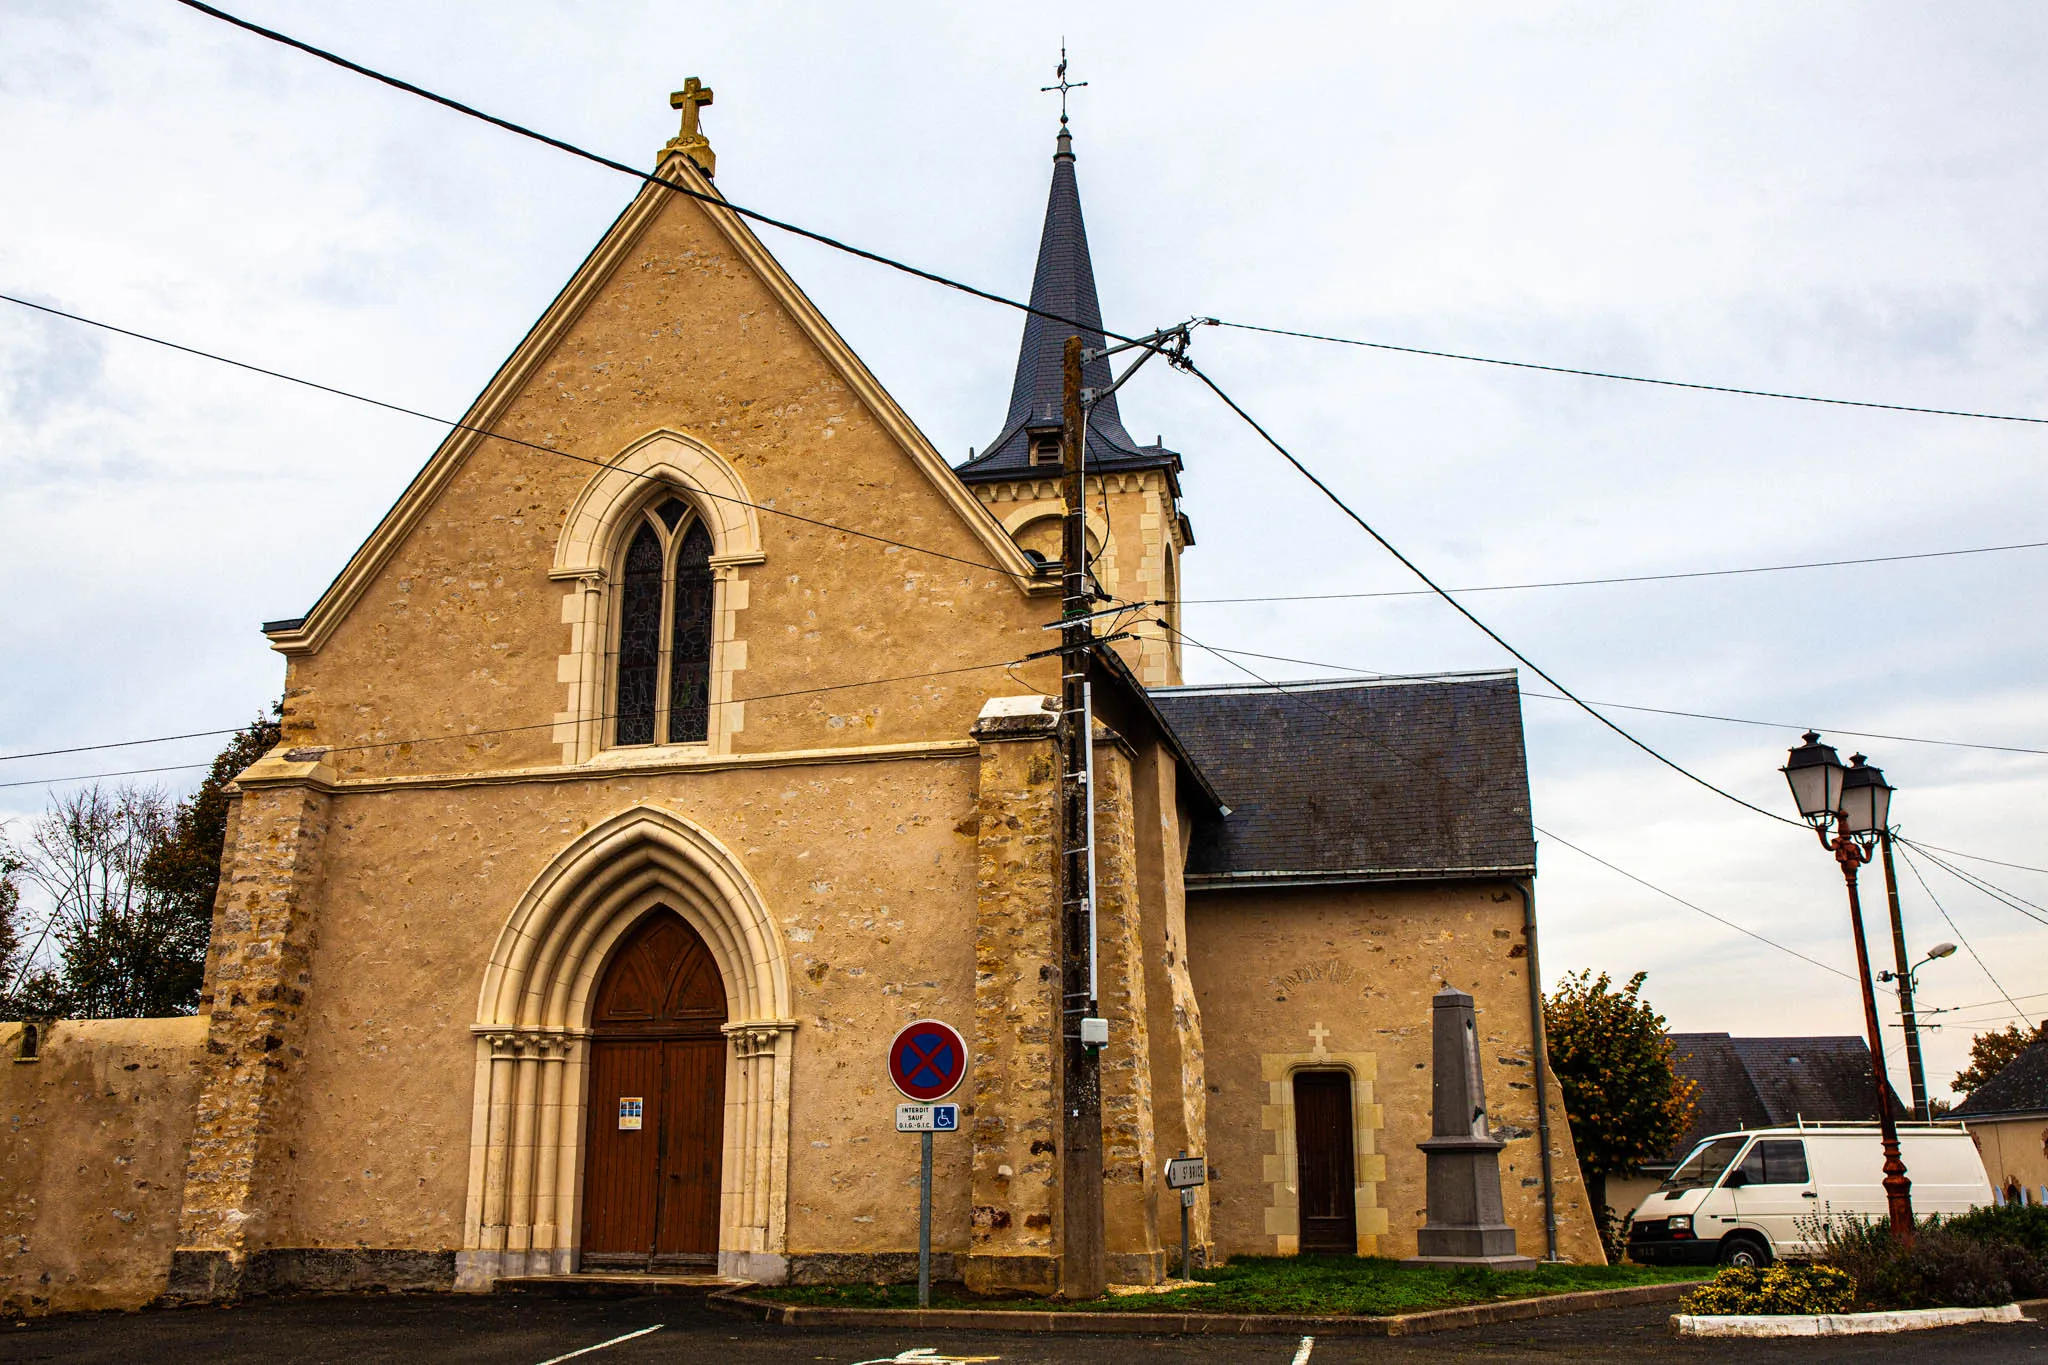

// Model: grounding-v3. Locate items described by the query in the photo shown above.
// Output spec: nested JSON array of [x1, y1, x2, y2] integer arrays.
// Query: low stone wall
[[0, 1017, 208, 1316]]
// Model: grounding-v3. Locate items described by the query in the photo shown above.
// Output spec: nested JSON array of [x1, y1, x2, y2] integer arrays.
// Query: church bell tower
[[953, 123, 1192, 687]]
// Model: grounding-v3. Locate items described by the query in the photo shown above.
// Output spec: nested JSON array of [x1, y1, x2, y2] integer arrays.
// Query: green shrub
[[1812, 1212, 2048, 1309], [1945, 1203, 2048, 1258], [1679, 1263, 1857, 1316]]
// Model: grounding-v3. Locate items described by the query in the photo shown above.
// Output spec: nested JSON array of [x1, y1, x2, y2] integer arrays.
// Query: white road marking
[[848, 1350, 1000, 1364], [533, 1323, 664, 1365], [1291, 1336, 1315, 1365]]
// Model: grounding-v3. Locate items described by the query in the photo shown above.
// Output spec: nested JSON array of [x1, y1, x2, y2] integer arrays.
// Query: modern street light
[[1879, 942, 1957, 990], [1782, 732, 1915, 1242], [1878, 940, 1956, 1121]]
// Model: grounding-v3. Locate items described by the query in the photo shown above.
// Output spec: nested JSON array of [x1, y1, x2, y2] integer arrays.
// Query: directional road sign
[[888, 1018, 969, 1102], [1165, 1155, 1206, 1189]]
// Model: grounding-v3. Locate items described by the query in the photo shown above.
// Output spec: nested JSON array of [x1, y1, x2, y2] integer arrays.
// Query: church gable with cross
[[0, 79, 1600, 1313]]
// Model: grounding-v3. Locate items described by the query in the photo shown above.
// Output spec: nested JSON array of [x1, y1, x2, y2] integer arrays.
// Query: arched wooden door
[[581, 909, 728, 1270]]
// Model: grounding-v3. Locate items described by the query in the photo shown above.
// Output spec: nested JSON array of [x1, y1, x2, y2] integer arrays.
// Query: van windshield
[[1658, 1136, 1748, 1192]]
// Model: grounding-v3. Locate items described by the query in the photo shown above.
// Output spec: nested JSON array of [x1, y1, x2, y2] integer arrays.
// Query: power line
[[0, 292, 1028, 582], [1925, 987, 2048, 1016], [1900, 839, 2048, 924], [170, 1, 1133, 349], [18, 622, 2047, 771], [0, 654, 1034, 793], [172, 0, 2048, 445], [1, 726, 246, 763], [1182, 538, 2048, 605], [1181, 639, 2048, 759], [1179, 360, 1804, 828], [1533, 825, 1853, 983], [1904, 843, 2048, 877], [1213, 319, 2048, 427], [1522, 696, 2048, 759], [0, 760, 214, 792], [1892, 840, 2022, 1018], [1164, 621, 1852, 982]]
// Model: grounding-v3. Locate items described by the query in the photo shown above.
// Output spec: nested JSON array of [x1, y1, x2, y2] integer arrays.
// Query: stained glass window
[[655, 497, 689, 530], [668, 520, 715, 743], [615, 523, 664, 745]]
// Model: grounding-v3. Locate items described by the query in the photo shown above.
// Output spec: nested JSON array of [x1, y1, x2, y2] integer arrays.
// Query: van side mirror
[[1723, 1169, 1748, 1189]]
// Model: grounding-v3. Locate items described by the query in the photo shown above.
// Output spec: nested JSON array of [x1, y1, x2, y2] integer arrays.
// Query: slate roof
[[1147, 671, 1536, 886], [953, 128, 1180, 485], [1648, 1033, 1905, 1170], [1954, 1035, 2048, 1119]]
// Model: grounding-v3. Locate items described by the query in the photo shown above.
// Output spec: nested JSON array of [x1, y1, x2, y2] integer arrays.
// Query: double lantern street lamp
[[1781, 732, 1915, 1242]]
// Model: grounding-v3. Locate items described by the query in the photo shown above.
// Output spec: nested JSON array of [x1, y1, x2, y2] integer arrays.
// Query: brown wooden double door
[[581, 909, 727, 1270], [1294, 1070, 1359, 1255]]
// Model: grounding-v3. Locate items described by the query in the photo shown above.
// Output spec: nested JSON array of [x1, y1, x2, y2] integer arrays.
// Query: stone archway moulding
[[550, 430, 767, 764], [456, 804, 796, 1289]]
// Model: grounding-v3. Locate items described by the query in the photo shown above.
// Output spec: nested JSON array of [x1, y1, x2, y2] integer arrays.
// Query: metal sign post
[[1165, 1152, 1206, 1280], [920, 1127, 933, 1306], [889, 1021, 968, 1310]]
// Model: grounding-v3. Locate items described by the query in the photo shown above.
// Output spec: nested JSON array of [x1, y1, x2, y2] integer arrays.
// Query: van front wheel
[[1718, 1234, 1771, 1269]]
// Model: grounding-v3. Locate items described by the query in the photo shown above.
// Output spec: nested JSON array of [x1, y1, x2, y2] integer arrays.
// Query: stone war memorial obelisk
[[1403, 986, 1538, 1270]]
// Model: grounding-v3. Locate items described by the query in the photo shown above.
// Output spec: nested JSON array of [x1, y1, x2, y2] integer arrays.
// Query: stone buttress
[[964, 696, 1065, 1293], [165, 748, 335, 1300]]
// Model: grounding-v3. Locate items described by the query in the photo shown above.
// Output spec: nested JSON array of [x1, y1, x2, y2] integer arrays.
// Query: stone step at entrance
[[494, 1272, 741, 1298]]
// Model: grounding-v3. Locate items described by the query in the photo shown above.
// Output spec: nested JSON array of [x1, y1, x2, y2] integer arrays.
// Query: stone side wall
[[1187, 882, 1604, 1265], [1093, 734, 1165, 1283], [1131, 740, 1209, 1268], [0, 1017, 208, 1315], [169, 758, 335, 1300]]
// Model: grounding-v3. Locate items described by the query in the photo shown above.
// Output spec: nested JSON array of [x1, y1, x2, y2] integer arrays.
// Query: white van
[[1626, 1123, 1993, 1268]]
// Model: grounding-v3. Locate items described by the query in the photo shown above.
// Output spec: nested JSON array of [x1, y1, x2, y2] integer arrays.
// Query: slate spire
[[956, 126, 1175, 481]]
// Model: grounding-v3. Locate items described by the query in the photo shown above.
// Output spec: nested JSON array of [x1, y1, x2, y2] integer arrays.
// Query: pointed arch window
[[614, 496, 716, 746]]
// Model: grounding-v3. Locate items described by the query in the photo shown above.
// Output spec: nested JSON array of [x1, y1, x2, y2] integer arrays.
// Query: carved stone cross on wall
[[1308, 1022, 1331, 1057], [670, 78, 714, 140]]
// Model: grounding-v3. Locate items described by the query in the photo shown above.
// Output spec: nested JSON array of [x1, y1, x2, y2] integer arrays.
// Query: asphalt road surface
[[2, 1292, 2044, 1363]]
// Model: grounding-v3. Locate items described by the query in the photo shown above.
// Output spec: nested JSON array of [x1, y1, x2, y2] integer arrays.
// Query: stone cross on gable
[[670, 78, 713, 140], [1308, 1022, 1331, 1058]]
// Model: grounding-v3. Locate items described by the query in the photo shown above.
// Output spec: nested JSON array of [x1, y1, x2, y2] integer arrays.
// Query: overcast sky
[[5, 1, 2046, 1103]]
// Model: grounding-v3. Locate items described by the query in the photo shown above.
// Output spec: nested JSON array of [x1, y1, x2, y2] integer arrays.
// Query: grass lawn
[[757, 1255, 1710, 1317]]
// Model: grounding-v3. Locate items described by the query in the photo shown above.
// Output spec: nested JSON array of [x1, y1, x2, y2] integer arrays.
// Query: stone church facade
[[0, 99, 1600, 1314]]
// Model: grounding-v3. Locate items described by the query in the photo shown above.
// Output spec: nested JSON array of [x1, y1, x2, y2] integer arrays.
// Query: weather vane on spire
[[1040, 44, 1087, 126]]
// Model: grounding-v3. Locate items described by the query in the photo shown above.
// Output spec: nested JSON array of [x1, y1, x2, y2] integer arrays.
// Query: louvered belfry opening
[[580, 909, 728, 1270]]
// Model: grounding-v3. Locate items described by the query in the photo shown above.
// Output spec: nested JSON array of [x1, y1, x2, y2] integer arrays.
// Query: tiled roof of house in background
[[1650, 1032, 1904, 1170], [1148, 671, 1535, 886], [1954, 1036, 2048, 1119], [952, 127, 1180, 485], [1663, 1034, 1768, 1159]]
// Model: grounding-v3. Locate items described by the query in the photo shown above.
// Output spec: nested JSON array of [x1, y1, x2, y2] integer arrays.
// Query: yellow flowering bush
[[1679, 1263, 1857, 1316]]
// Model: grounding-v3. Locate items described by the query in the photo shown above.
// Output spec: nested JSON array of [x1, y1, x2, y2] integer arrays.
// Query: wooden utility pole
[[1878, 830, 1932, 1121], [1057, 333, 1106, 1299]]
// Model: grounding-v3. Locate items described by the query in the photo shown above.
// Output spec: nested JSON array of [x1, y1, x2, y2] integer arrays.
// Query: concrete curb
[[706, 1279, 1698, 1337], [1671, 1302, 2025, 1338]]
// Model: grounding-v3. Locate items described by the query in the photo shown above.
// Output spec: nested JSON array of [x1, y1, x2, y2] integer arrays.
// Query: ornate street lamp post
[[1782, 732, 1914, 1242]]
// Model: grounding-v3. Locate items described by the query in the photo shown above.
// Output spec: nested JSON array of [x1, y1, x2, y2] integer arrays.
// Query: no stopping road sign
[[888, 1018, 968, 1102]]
